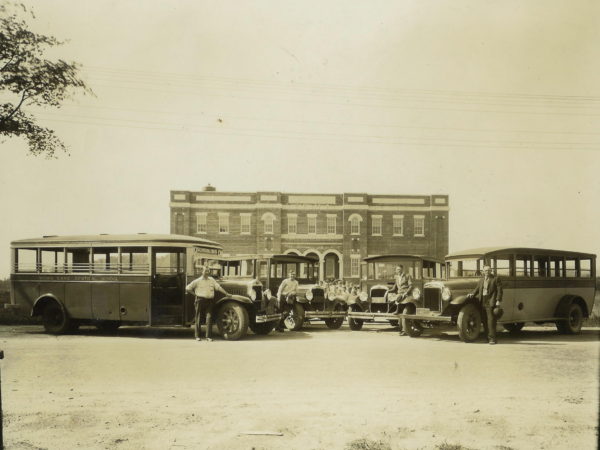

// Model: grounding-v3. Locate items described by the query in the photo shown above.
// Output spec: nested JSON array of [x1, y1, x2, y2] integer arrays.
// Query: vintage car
[[256, 254, 347, 331], [398, 247, 597, 342], [347, 254, 446, 331], [197, 256, 281, 339]]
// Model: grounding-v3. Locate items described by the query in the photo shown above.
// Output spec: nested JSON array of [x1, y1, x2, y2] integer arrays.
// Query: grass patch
[[436, 442, 472, 450], [345, 438, 392, 450]]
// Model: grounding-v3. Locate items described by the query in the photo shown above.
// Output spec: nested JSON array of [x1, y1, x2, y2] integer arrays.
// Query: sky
[[1, 0, 599, 277]]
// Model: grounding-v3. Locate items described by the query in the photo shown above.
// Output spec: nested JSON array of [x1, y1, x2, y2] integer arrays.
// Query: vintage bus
[[398, 247, 597, 341], [9, 234, 279, 340], [346, 254, 446, 330]]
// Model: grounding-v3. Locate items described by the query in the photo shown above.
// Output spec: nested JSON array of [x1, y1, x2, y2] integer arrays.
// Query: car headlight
[[441, 287, 451, 301], [412, 287, 421, 300], [305, 290, 314, 301], [249, 289, 257, 301], [327, 291, 337, 301], [264, 289, 271, 299], [359, 292, 368, 302]]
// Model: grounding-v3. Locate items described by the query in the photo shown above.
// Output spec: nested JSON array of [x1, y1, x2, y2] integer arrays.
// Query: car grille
[[312, 288, 325, 302], [370, 288, 388, 298], [423, 287, 441, 312]]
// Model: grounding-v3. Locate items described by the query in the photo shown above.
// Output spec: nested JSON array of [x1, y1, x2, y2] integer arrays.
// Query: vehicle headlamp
[[264, 289, 271, 299], [359, 292, 368, 302], [441, 287, 451, 301], [412, 287, 421, 300], [327, 291, 337, 301], [249, 289, 257, 301], [305, 290, 314, 301]]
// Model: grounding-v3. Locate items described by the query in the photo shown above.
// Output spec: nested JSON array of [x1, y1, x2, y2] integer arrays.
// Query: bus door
[[151, 248, 186, 325], [492, 256, 516, 322], [89, 248, 120, 321]]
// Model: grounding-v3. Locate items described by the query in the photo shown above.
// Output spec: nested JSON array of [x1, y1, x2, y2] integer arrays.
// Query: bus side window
[[579, 258, 592, 278], [565, 258, 577, 278], [494, 257, 511, 276]]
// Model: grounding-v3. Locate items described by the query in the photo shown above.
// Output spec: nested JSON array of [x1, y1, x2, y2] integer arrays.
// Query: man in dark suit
[[468, 264, 503, 344]]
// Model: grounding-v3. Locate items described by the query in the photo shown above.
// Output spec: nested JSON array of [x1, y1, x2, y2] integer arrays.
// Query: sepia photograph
[[0, 1, 599, 449]]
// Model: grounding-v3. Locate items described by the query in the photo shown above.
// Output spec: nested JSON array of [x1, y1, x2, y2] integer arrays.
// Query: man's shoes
[[205, 337, 213, 342], [195, 337, 202, 341], [489, 340, 497, 345], [399, 330, 407, 336]]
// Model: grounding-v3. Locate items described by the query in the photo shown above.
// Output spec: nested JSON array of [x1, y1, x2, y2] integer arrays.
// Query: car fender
[[555, 295, 588, 318], [216, 294, 253, 306], [450, 294, 471, 306], [32, 294, 64, 317]]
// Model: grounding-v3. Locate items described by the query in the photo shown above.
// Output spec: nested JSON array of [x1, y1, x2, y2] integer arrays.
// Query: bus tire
[[249, 321, 276, 335], [284, 303, 305, 331], [503, 322, 524, 334], [556, 303, 583, 335], [42, 301, 72, 334], [216, 302, 249, 340], [348, 317, 364, 331], [457, 303, 481, 342]]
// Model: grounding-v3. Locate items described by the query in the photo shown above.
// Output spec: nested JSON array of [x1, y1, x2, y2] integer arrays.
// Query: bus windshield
[[447, 258, 484, 278]]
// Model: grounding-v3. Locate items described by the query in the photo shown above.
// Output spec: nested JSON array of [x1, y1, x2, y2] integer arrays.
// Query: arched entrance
[[304, 251, 320, 280], [323, 252, 340, 281]]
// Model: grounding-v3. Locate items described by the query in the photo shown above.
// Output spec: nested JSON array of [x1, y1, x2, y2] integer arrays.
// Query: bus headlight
[[359, 292, 368, 302], [412, 287, 421, 300], [441, 287, 451, 301], [249, 289, 257, 301], [327, 291, 337, 301], [305, 290, 314, 301]]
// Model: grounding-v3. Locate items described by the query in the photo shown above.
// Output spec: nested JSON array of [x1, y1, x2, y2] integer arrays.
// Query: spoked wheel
[[284, 303, 305, 331], [324, 304, 345, 329], [556, 303, 583, 334], [216, 302, 249, 340], [402, 317, 423, 337], [457, 303, 482, 342], [42, 301, 73, 334], [348, 317, 364, 331]]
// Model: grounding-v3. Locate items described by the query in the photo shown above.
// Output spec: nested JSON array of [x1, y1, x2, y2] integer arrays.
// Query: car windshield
[[447, 258, 484, 278], [367, 260, 420, 280], [198, 259, 255, 278]]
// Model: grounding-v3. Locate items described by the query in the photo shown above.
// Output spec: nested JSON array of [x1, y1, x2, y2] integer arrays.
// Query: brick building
[[170, 186, 449, 282]]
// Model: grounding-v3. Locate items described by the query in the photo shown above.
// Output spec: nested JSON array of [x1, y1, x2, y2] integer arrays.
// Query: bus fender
[[555, 295, 589, 318], [32, 294, 64, 318]]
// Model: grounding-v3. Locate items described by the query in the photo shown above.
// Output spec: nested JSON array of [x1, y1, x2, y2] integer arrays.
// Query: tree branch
[[0, 89, 29, 125], [0, 55, 15, 72]]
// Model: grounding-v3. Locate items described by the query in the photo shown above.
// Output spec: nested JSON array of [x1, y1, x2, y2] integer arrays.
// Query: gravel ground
[[0, 323, 598, 450]]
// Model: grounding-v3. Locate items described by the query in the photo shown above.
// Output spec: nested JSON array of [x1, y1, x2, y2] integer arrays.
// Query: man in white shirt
[[186, 265, 230, 341], [275, 270, 299, 332]]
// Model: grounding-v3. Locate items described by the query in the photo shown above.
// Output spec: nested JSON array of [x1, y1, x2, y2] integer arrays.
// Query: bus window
[[532, 256, 549, 277], [155, 250, 184, 274], [41, 248, 65, 273], [494, 257, 511, 276], [259, 261, 268, 278], [565, 258, 577, 278], [93, 248, 119, 273], [16, 248, 37, 273], [461, 259, 480, 277], [121, 247, 149, 274], [580, 258, 592, 278], [67, 248, 91, 273], [515, 255, 531, 277], [549, 257, 564, 277]]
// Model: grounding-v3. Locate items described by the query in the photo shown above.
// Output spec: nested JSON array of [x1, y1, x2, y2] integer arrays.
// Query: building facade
[[170, 186, 449, 282]]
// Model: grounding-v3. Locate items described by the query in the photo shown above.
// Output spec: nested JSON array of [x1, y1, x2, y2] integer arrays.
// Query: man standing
[[387, 265, 413, 314], [186, 265, 230, 342], [468, 265, 503, 344], [275, 270, 299, 332]]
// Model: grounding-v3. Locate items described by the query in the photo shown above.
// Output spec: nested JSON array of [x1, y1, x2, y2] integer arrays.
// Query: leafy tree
[[0, 1, 91, 157]]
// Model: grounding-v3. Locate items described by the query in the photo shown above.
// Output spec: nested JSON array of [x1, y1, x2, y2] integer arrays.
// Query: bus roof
[[218, 254, 318, 264], [363, 254, 443, 263], [446, 247, 596, 259], [10, 233, 223, 250]]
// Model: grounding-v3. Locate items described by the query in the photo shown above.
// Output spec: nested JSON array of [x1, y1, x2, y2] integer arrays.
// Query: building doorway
[[323, 252, 340, 281]]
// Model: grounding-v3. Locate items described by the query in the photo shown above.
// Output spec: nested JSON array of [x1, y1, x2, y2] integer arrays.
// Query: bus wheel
[[556, 303, 583, 335], [348, 317, 364, 331], [249, 321, 276, 335], [284, 303, 305, 331], [503, 322, 524, 334], [457, 304, 481, 342], [42, 301, 72, 334], [217, 302, 249, 340], [96, 321, 121, 332]]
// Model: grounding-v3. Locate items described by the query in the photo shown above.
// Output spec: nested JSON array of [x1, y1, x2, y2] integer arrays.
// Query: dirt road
[[0, 323, 598, 450]]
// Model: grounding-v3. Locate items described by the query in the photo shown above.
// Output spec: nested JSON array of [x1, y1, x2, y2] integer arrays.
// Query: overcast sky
[[1, 0, 599, 277]]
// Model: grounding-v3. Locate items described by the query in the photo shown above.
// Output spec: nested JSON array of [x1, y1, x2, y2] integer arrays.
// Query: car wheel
[[216, 302, 249, 340], [284, 303, 305, 331], [556, 303, 583, 335], [348, 317, 364, 331], [457, 303, 482, 342], [503, 322, 525, 334], [402, 317, 423, 337], [42, 301, 73, 334], [324, 304, 345, 329], [249, 321, 276, 335]]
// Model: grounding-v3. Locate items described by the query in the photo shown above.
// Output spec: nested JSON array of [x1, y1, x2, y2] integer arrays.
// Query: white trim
[[283, 249, 302, 255], [261, 212, 277, 221], [217, 212, 230, 217], [288, 195, 337, 204], [281, 234, 343, 240], [347, 213, 363, 222], [307, 213, 317, 218], [347, 196, 364, 202], [170, 202, 450, 212], [196, 195, 252, 202], [372, 197, 426, 205]]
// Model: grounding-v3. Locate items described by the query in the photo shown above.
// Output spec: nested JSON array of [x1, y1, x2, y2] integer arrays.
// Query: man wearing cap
[[468, 264, 503, 344], [186, 265, 230, 342], [275, 270, 299, 332]]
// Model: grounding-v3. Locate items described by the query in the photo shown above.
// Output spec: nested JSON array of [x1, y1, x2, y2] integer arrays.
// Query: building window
[[196, 213, 207, 234], [327, 215, 336, 234], [218, 214, 229, 234], [350, 255, 360, 277], [308, 215, 317, 234], [288, 215, 297, 234], [349, 214, 362, 235], [372, 216, 382, 236], [414, 215, 425, 237], [393, 215, 404, 236], [240, 214, 251, 234], [264, 216, 274, 234]]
